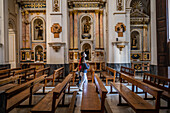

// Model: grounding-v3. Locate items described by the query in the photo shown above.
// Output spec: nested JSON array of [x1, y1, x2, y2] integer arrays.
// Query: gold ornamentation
[[53, 0, 59, 12], [51, 23, 62, 38], [115, 23, 126, 37]]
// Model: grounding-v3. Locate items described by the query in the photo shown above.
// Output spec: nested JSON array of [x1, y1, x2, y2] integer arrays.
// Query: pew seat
[[111, 83, 156, 113]]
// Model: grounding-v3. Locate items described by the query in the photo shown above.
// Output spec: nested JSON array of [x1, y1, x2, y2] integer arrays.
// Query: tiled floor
[[9, 75, 170, 113]]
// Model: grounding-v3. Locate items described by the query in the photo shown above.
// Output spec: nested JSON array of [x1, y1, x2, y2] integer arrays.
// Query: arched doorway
[[8, 19, 16, 68]]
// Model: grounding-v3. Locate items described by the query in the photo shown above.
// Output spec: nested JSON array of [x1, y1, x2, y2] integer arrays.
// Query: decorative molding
[[112, 41, 129, 51], [51, 23, 62, 38], [53, 0, 60, 12], [48, 42, 65, 52], [117, 0, 124, 11], [21, 2, 46, 9]]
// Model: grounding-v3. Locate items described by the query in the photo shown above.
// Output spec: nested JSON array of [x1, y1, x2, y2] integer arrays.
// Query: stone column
[[21, 11, 26, 48], [95, 10, 99, 49], [25, 10, 30, 49], [73, 10, 78, 50], [69, 11, 73, 49], [143, 25, 148, 52], [100, 10, 104, 49]]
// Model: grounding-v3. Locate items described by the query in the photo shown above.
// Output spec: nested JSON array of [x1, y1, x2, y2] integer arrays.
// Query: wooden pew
[[119, 66, 136, 77], [87, 68, 95, 83], [31, 74, 77, 113], [109, 73, 163, 113], [0, 74, 47, 113], [81, 74, 108, 113], [0, 67, 22, 79], [26, 67, 50, 80], [70, 67, 78, 86], [100, 66, 116, 86], [143, 73, 170, 108], [0, 75, 21, 86], [0, 67, 8, 70], [44, 67, 64, 87], [14, 67, 36, 82]]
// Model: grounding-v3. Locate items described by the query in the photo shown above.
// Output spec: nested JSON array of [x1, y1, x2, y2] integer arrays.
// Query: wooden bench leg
[[62, 91, 66, 106], [168, 101, 170, 108], [110, 85, 112, 93], [144, 92, 147, 99], [52, 79, 55, 86], [118, 95, 122, 106], [0, 93, 7, 113], [106, 79, 108, 86], [43, 79, 47, 93], [29, 86, 33, 105]]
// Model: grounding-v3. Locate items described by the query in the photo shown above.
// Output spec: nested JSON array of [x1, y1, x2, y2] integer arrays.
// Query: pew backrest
[[120, 73, 163, 109], [35, 67, 50, 78], [143, 73, 170, 92], [120, 66, 135, 76]]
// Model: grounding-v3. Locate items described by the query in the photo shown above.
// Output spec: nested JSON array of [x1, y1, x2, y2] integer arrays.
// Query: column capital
[[21, 11, 25, 16], [69, 11, 73, 15], [73, 10, 78, 14], [99, 10, 103, 14], [25, 10, 29, 15], [95, 10, 99, 14]]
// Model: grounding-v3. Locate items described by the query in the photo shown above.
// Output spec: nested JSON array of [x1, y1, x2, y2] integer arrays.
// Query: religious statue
[[35, 46, 43, 62], [131, 35, 138, 50], [82, 18, 92, 39], [84, 19, 91, 34], [35, 21, 43, 40], [53, 0, 59, 12]]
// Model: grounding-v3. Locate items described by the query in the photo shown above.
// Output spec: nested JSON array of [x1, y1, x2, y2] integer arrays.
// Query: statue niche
[[82, 43, 91, 61], [35, 45, 44, 62], [81, 16, 92, 39], [131, 31, 140, 50], [34, 19, 43, 40]]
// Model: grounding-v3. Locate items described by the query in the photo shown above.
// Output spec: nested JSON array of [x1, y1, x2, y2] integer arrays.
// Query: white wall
[[0, 0, 8, 64], [107, 0, 130, 64], [46, 0, 68, 64]]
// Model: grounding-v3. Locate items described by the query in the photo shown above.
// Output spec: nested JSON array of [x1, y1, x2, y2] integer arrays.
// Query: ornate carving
[[53, 0, 59, 12], [24, 10, 29, 24], [117, 0, 123, 11], [115, 23, 126, 37], [51, 23, 62, 38]]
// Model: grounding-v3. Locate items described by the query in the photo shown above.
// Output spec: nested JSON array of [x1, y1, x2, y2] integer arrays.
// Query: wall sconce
[[48, 42, 65, 52], [112, 41, 129, 51]]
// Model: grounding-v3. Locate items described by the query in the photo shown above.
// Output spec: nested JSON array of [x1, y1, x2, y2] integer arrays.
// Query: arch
[[82, 43, 92, 61], [130, 30, 141, 50], [81, 41, 93, 61], [34, 45, 44, 62], [31, 16, 46, 42], [126, 0, 132, 8]]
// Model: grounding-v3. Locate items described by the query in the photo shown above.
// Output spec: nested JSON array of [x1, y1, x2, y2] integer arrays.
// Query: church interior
[[0, 0, 170, 113]]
